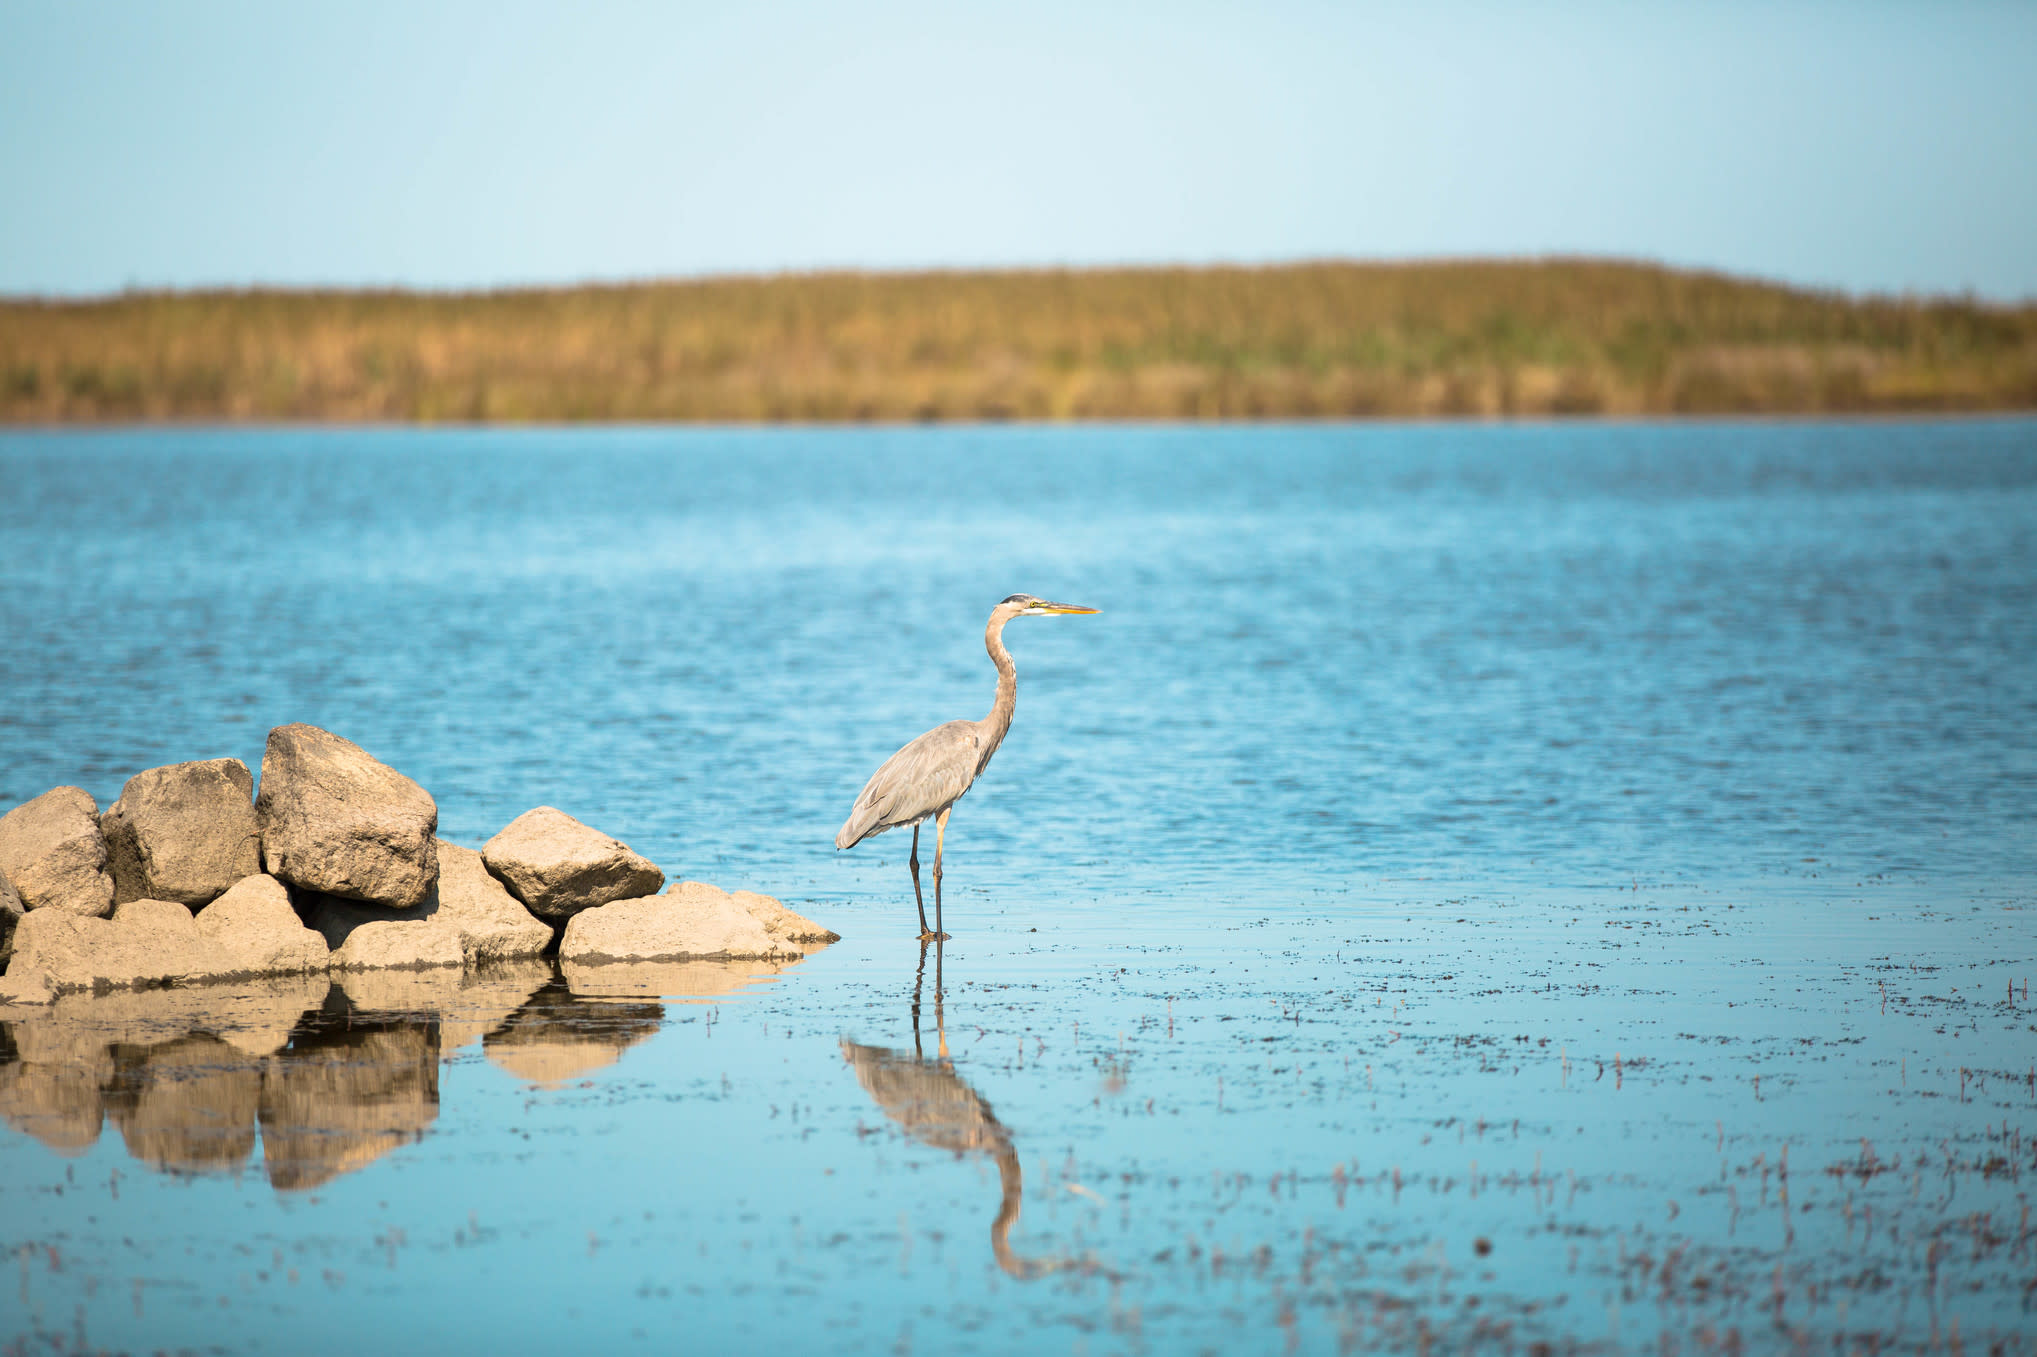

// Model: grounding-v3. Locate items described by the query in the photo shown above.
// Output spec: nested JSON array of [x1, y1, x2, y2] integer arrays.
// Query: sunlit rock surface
[[255, 724, 439, 909], [730, 889, 840, 946], [100, 758, 261, 907], [195, 873, 328, 975], [559, 881, 822, 964], [0, 786, 115, 918], [307, 841, 551, 966], [481, 806, 662, 922], [3, 876, 324, 998], [7, 900, 211, 993]]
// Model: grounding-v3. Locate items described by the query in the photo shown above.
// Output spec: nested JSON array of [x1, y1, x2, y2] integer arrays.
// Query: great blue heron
[[835, 594, 1098, 939]]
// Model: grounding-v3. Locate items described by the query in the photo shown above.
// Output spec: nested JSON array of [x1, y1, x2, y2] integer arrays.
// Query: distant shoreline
[[5, 259, 2033, 423]]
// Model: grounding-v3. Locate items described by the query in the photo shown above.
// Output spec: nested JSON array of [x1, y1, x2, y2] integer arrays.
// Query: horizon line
[[8, 253, 2033, 311]]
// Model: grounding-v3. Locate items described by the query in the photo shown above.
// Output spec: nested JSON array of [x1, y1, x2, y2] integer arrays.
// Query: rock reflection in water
[[0, 962, 558, 1189], [257, 993, 440, 1191], [483, 978, 664, 1087], [841, 943, 1076, 1281]]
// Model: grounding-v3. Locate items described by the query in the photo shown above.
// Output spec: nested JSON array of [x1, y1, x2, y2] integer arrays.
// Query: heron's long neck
[[977, 612, 1018, 772]]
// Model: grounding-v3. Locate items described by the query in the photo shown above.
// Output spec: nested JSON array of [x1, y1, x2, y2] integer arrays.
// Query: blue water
[[2, 421, 2035, 1353]]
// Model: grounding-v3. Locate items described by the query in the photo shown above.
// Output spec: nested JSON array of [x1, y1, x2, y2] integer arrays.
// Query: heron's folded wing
[[836, 721, 981, 848]]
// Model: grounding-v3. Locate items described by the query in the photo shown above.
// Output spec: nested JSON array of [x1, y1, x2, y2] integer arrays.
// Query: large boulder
[[196, 874, 329, 976], [100, 758, 261, 907], [559, 881, 815, 964], [255, 724, 439, 909], [482, 807, 662, 922], [0, 787, 115, 918], [3, 875, 326, 998], [305, 840, 551, 966]]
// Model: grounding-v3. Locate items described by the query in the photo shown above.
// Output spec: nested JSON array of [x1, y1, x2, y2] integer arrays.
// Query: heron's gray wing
[[835, 720, 981, 849]]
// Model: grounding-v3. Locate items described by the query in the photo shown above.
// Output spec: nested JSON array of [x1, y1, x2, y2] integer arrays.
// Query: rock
[[430, 842, 554, 959], [7, 903, 209, 992], [0, 866, 21, 972], [255, 724, 438, 909], [329, 920, 463, 971], [729, 889, 840, 945], [482, 807, 663, 922], [559, 881, 807, 964], [100, 758, 261, 907], [0, 964, 56, 1006], [196, 874, 330, 976], [305, 841, 550, 966], [0, 787, 115, 918], [6, 875, 325, 996]]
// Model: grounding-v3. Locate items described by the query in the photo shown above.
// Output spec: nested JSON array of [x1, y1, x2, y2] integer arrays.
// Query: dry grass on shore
[[3, 259, 2034, 423]]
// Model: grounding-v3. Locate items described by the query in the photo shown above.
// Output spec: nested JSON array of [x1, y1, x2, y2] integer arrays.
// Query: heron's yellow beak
[[1031, 601, 1099, 615]]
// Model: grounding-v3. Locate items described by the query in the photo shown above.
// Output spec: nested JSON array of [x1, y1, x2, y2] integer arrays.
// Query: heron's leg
[[931, 806, 953, 940], [909, 823, 930, 937]]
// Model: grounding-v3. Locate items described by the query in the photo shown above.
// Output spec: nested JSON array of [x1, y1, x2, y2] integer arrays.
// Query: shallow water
[[2, 421, 2035, 1352]]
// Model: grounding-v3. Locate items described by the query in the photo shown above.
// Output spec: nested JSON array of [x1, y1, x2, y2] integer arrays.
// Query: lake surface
[[2, 420, 2034, 1353]]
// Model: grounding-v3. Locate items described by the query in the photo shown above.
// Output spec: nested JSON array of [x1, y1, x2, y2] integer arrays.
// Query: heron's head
[[998, 594, 1100, 618]]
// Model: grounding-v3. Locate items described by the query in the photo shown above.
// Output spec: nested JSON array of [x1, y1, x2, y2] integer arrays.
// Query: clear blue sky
[[4, 0, 2033, 299]]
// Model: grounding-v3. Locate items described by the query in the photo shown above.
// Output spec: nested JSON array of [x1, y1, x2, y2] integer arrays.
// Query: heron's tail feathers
[[835, 807, 886, 851]]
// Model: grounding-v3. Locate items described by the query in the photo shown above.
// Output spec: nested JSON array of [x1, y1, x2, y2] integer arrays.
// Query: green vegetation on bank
[[3, 259, 2033, 422]]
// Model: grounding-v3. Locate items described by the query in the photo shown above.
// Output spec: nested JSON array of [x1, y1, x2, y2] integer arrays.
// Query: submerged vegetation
[[3, 258, 2033, 422]]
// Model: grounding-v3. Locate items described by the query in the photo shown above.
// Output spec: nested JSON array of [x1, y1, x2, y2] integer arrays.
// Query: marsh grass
[[4, 259, 2033, 422]]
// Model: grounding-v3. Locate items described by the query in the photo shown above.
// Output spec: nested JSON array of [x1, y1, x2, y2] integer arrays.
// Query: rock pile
[[0, 723, 837, 1002]]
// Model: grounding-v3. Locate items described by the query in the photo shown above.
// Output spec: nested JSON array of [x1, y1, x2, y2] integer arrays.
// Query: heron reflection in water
[[840, 943, 1092, 1281], [836, 595, 1098, 940]]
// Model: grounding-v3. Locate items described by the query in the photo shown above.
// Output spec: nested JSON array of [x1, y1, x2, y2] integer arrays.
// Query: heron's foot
[[917, 929, 951, 942]]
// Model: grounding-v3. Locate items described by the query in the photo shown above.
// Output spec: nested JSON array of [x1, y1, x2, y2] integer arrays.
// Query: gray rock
[[255, 724, 439, 909], [559, 880, 807, 964], [482, 806, 663, 922], [0, 787, 115, 918], [100, 758, 261, 907], [306, 840, 552, 966], [196, 874, 329, 976]]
